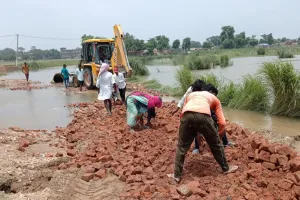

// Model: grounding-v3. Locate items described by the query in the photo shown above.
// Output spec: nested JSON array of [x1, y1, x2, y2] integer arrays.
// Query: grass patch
[[277, 48, 294, 58], [128, 57, 149, 76], [19, 59, 78, 69], [220, 55, 230, 67], [175, 66, 194, 93], [228, 75, 269, 111], [257, 48, 266, 55], [260, 61, 300, 117]]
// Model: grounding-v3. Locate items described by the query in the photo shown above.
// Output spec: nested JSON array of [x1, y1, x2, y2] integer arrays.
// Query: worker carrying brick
[[168, 86, 238, 183]]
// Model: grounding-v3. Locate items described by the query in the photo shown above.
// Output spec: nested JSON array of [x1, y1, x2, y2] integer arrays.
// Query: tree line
[[123, 25, 300, 53], [0, 46, 61, 61]]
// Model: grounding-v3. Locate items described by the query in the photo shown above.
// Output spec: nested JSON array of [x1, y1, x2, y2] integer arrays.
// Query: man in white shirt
[[75, 64, 84, 91], [112, 67, 126, 104]]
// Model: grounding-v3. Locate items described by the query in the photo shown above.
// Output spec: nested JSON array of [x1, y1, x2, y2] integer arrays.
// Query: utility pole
[[16, 34, 19, 67]]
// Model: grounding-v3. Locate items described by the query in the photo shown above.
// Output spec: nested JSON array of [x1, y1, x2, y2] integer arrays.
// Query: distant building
[[60, 47, 81, 59]]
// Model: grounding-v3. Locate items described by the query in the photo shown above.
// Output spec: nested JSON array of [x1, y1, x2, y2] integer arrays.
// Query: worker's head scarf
[[153, 96, 162, 108], [131, 91, 162, 109], [99, 63, 109, 75]]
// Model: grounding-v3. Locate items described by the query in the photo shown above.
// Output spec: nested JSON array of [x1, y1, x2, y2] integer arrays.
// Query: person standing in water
[[22, 62, 29, 83], [75, 63, 84, 91], [61, 64, 70, 88], [96, 63, 114, 115]]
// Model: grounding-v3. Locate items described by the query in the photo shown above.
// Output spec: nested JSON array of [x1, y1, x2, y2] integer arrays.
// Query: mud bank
[[0, 79, 51, 90]]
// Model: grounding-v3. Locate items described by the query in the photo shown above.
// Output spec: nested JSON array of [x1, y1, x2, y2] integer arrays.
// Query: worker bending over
[[126, 92, 162, 130], [171, 80, 233, 154], [168, 87, 238, 182]]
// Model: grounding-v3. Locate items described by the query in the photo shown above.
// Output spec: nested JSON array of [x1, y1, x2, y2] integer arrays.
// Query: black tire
[[83, 68, 93, 89]]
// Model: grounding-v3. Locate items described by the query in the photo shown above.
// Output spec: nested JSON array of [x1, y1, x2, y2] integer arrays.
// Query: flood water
[[1, 57, 300, 136], [147, 55, 300, 85]]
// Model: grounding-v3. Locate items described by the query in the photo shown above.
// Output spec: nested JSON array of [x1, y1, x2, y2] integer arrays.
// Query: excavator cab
[[80, 25, 132, 90]]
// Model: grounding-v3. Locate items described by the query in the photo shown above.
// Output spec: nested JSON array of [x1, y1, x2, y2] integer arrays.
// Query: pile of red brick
[[54, 101, 300, 199]]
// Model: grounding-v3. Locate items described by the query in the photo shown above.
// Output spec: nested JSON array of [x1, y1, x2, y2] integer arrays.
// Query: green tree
[[202, 41, 213, 49], [182, 37, 191, 51], [249, 38, 258, 47], [297, 37, 300, 45], [191, 41, 201, 48], [124, 33, 145, 52], [281, 37, 287, 42], [146, 38, 157, 54], [172, 39, 180, 49], [222, 39, 235, 49], [207, 36, 221, 46], [0, 48, 16, 61], [220, 26, 235, 49], [267, 33, 274, 45], [155, 35, 170, 51], [235, 32, 246, 48]]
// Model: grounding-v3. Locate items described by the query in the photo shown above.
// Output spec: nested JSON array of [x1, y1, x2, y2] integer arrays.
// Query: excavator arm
[[111, 25, 132, 77]]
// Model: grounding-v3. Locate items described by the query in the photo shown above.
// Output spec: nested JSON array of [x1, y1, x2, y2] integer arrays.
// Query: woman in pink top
[[167, 87, 238, 183]]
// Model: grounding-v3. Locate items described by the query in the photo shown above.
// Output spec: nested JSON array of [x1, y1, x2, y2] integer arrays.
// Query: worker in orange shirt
[[22, 62, 29, 82], [167, 86, 238, 183]]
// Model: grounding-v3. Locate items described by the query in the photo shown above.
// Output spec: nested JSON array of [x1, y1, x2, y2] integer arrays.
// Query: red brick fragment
[[81, 173, 94, 182], [67, 149, 76, 157], [262, 162, 276, 170], [95, 169, 106, 179]]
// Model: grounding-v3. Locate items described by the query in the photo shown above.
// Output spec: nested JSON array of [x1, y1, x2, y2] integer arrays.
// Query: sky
[[0, 0, 299, 50]]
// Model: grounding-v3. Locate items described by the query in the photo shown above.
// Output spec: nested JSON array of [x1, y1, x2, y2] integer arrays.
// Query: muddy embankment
[[0, 65, 19, 75]]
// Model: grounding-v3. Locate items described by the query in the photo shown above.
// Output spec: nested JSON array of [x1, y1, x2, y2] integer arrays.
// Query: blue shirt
[[61, 68, 69, 78]]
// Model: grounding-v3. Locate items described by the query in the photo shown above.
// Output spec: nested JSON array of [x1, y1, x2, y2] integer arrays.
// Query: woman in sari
[[126, 92, 162, 129]]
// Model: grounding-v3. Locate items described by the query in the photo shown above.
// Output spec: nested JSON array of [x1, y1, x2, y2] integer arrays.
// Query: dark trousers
[[119, 87, 126, 102], [174, 112, 229, 178], [194, 131, 228, 149]]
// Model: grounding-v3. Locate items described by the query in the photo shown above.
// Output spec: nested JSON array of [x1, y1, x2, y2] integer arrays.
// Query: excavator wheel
[[83, 68, 93, 89]]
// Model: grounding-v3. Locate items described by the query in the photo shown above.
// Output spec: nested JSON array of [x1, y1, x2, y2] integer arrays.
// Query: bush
[[220, 55, 229, 67], [257, 48, 266, 55], [184, 55, 220, 70], [218, 81, 237, 106], [277, 48, 294, 58], [129, 57, 149, 76], [28, 61, 40, 69], [228, 75, 269, 111], [175, 66, 194, 94], [260, 61, 300, 116]]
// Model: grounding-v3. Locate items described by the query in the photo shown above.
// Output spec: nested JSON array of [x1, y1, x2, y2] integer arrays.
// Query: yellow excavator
[[80, 24, 132, 89]]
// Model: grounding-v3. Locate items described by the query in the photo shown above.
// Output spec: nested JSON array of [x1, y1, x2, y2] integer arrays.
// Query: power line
[[19, 34, 79, 41], [0, 35, 15, 38]]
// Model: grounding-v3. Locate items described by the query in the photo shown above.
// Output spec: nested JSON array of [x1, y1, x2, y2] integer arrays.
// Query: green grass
[[127, 76, 179, 96], [128, 57, 149, 76], [228, 75, 269, 111], [277, 48, 294, 58], [175, 66, 194, 93], [260, 61, 300, 117], [0, 59, 78, 68], [220, 55, 230, 67], [257, 48, 266, 55]]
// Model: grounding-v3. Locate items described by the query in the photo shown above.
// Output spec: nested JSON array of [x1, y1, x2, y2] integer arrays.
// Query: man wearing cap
[[112, 67, 126, 104]]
